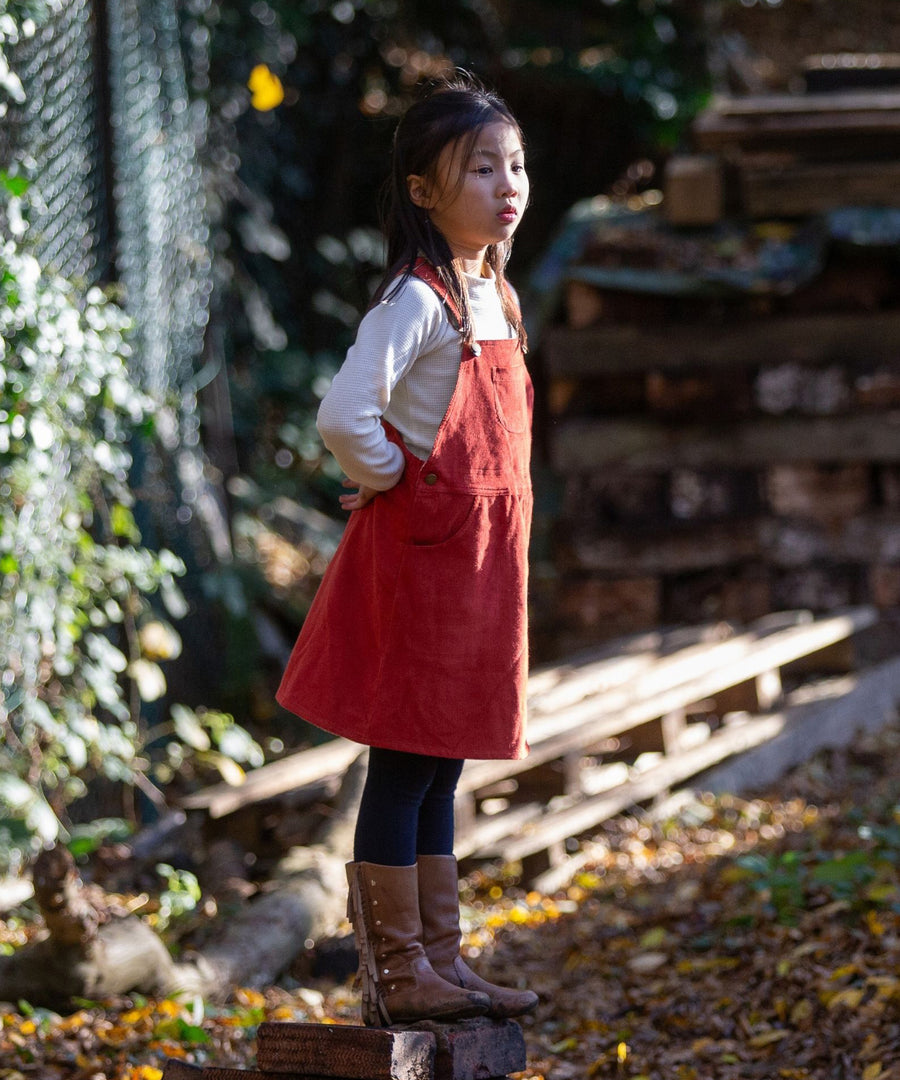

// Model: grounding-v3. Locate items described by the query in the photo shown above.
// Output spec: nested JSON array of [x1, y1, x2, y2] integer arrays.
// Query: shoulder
[[360, 273, 456, 347]]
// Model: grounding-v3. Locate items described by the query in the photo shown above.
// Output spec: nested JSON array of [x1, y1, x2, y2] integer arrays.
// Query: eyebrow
[[471, 147, 525, 159]]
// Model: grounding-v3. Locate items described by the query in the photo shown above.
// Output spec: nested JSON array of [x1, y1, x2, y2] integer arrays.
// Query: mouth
[[497, 207, 518, 223]]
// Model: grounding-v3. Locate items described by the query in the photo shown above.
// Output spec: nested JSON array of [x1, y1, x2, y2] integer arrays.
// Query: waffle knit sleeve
[[316, 279, 452, 491]]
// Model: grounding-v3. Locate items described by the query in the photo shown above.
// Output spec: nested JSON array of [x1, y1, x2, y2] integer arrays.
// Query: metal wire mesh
[[8, 0, 222, 557], [13, 0, 108, 282], [12, 0, 212, 408], [105, 0, 212, 404]]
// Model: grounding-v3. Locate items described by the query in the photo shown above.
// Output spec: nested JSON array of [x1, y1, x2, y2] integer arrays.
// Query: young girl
[[277, 72, 538, 1028]]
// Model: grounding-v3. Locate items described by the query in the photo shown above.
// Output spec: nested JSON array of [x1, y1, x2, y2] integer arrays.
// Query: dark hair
[[372, 71, 527, 351]]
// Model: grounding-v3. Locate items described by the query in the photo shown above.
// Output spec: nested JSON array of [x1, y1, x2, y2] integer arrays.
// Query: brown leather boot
[[345, 861, 491, 1027], [416, 854, 539, 1019]]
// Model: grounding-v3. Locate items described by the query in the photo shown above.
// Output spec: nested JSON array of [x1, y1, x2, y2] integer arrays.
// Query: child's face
[[408, 121, 528, 275]]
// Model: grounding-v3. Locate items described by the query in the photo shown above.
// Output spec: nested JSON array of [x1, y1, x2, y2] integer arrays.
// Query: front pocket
[[492, 365, 529, 434], [408, 492, 478, 548]]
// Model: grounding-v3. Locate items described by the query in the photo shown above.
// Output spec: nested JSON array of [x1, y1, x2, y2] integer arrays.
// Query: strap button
[[424, 473, 438, 485]]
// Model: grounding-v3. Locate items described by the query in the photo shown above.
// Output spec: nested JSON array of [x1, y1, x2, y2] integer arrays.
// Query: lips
[[497, 206, 518, 222]]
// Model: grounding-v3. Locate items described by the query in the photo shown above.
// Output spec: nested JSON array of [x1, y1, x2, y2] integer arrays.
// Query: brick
[[163, 1063, 308, 1080], [162, 1063, 204, 1080], [407, 1018, 527, 1080], [256, 1022, 435, 1080], [255, 1019, 526, 1080]]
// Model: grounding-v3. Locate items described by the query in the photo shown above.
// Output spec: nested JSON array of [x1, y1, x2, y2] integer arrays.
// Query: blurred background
[[2, 0, 900, 866]]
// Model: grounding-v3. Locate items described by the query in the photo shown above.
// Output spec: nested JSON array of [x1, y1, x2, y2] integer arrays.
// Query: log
[[0, 848, 176, 1010], [0, 752, 368, 1008]]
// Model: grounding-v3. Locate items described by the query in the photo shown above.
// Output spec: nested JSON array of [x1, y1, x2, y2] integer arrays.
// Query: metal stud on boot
[[345, 861, 491, 1027], [417, 854, 539, 1019]]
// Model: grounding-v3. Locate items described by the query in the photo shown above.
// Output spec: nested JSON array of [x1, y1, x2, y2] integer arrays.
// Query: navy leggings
[[353, 747, 465, 865]]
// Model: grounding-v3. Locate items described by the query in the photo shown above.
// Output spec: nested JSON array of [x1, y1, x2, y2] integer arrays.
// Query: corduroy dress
[[277, 261, 532, 760]]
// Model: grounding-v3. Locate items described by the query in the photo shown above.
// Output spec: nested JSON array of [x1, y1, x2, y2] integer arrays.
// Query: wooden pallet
[[181, 608, 878, 878]]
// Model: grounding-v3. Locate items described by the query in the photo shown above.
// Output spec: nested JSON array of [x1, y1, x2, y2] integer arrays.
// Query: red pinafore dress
[[277, 261, 533, 760]]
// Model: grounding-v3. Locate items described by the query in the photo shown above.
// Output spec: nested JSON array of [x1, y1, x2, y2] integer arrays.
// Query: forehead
[[439, 120, 524, 170], [470, 121, 524, 156]]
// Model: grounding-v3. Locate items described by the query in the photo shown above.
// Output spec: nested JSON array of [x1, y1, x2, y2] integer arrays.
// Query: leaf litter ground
[[1, 719, 899, 1080]]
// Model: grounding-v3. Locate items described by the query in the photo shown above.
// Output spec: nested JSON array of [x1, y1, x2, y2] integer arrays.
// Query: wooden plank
[[455, 802, 545, 860], [475, 712, 792, 860], [541, 312, 900, 378], [692, 91, 900, 151], [742, 159, 900, 216], [705, 90, 900, 116], [565, 519, 762, 574], [459, 608, 876, 796], [256, 1023, 435, 1080], [181, 739, 365, 818], [552, 415, 900, 472]]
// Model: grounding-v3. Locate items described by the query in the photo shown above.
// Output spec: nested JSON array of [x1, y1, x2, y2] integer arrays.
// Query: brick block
[[256, 1023, 435, 1080], [255, 1019, 525, 1080], [408, 1018, 527, 1080], [163, 1063, 304, 1080], [162, 1063, 203, 1080]]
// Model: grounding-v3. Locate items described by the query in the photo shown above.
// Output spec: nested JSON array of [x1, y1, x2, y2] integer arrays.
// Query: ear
[[407, 173, 435, 210]]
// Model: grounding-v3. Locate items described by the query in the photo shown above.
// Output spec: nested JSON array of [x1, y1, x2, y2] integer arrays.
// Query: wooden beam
[[551, 415, 900, 472], [541, 312, 900, 377]]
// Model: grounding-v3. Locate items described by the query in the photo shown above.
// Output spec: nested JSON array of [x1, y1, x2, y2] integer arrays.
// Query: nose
[[499, 170, 519, 197]]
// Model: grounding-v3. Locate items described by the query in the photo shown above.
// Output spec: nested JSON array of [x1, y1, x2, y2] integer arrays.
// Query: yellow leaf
[[236, 987, 266, 1009], [137, 1069, 164, 1080], [748, 1029, 790, 1048], [863, 1065, 882, 1080], [248, 64, 285, 111], [866, 910, 885, 936], [826, 988, 864, 1010], [639, 926, 667, 948], [617, 1041, 628, 1063], [789, 999, 813, 1025], [829, 964, 858, 981]]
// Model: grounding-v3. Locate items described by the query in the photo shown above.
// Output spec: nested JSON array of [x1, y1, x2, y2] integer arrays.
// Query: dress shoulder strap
[[411, 258, 463, 332]]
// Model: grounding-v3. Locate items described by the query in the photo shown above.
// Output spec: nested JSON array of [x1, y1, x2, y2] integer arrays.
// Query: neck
[[452, 247, 489, 278]]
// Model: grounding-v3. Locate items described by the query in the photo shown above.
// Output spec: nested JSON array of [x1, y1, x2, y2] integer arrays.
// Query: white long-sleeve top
[[316, 271, 517, 490]]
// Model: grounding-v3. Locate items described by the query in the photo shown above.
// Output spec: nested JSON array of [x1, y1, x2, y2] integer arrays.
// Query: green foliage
[[734, 814, 900, 924], [0, 235, 188, 865], [154, 862, 203, 932]]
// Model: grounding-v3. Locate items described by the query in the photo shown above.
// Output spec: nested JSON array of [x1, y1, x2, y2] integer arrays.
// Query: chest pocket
[[491, 365, 529, 434]]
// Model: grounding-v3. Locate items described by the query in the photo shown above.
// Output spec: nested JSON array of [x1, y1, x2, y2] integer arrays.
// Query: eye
[[474, 165, 493, 176]]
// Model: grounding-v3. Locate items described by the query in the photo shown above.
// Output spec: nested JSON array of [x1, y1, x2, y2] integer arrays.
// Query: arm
[[316, 281, 447, 506]]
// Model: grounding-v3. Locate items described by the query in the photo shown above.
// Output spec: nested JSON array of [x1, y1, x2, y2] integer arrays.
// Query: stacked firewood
[[530, 44, 900, 658]]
